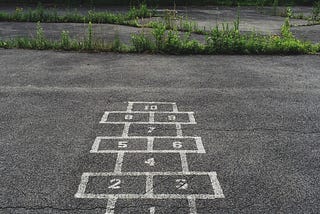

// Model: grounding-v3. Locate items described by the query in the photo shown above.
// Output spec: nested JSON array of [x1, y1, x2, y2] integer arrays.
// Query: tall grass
[[0, 3, 153, 25], [0, 20, 318, 54]]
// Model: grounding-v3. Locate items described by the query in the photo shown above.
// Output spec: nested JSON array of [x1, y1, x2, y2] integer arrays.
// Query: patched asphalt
[[1, 49, 320, 213]]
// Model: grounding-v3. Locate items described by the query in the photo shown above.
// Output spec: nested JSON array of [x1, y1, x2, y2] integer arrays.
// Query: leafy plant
[[312, 1, 320, 22], [60, 30, 71, 49], [152, 22, 166, 50], [272, 0, 279, 16]]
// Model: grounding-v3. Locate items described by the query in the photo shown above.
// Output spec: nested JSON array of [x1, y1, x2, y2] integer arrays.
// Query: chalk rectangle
[[75, 172, 224, 199], [154, 112, 196, 124], [91, 137, 205, 153], [130, 102, 176, 112], [100, 111, 195, 124], [90, 137, 148, 153]]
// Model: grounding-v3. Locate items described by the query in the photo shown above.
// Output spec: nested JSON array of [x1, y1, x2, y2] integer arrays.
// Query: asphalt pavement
[[1, 49, 320, 213]]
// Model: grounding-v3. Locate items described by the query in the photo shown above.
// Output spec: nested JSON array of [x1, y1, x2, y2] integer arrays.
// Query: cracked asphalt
[[1, 49, 320, 213]]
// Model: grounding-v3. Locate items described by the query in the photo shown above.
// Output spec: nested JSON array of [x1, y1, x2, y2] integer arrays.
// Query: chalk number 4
[[145, 158, 155, 166]]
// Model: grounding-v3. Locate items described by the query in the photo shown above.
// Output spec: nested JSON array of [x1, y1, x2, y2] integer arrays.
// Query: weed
[[152, 22, 166, 50], [0, 18, 318, 55], [85, 21, 93, 49], [272, 0, 278, 16], [35, 21, 48, 49], [286, 7, 293, 18], [0, 3, 152, 26], [131, 32, 154, 52], [112, 32, 123, 52], [312, 1, 320, 22], [60, 30, 71, 49], [281, 18, 293, 39]]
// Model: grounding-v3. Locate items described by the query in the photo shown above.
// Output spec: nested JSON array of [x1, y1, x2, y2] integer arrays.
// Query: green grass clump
[[312, 1, 320, 22], [0, 20, 318, 55], [132, 19, 317, 54], [0, 3, 153, 26]]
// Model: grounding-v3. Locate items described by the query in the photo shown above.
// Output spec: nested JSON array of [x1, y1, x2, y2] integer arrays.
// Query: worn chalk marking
[[195, 137, 206, 154], [75, 172, 222, 199], [100, 112, 110, 123], [122, 123, 130, 137], [147, 137, 154, 151], [149, 207, 155, 214], [90, 136, 203, 153], [188, 196, 197, 214], [146, 174, 154, 195], [114, 152, 124, 173], [102, 111, 194, 114], [180, 152, 189, 172], [77, 171, 219, 177], [99, 111, 195, 124], [127, 102, 133, 112], [74, 173, 89, 197], [188, 113, 196, 124], [93, 150, 200, 154], [93, 136, 199, 139], [103, 121, 195, 124], [90, 137, 101, 153], [76, 193, 218, 200], [172, 103, 178, 112], [176, 123, 183, 137], [149, 112, 155, 123], [209, 172, 225, 198], [130, 101, 176, 105], [105, 197, 117, 214]]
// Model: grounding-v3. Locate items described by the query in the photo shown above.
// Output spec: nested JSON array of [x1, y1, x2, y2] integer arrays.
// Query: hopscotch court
[[75, 101, 225, 213]]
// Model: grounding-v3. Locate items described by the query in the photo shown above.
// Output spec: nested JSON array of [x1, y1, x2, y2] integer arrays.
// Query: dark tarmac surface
[[1, 49, 320, 213]]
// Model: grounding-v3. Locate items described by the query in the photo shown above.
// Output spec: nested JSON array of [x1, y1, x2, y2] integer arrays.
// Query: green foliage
[[35, 21, 48, 49], [272, 0, 279, 16], [286, 7, 293, 18], [281, 18, 293, 38], [127, 4, 153, 19], [312, 1, 320, 22], [0, 3, 152, 25], [0, 17, 318, 55], [131, 32, 154, 52], [85, 21, 93, 49], [60, 30, 71, 49], [152, 22, 166, 50]]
